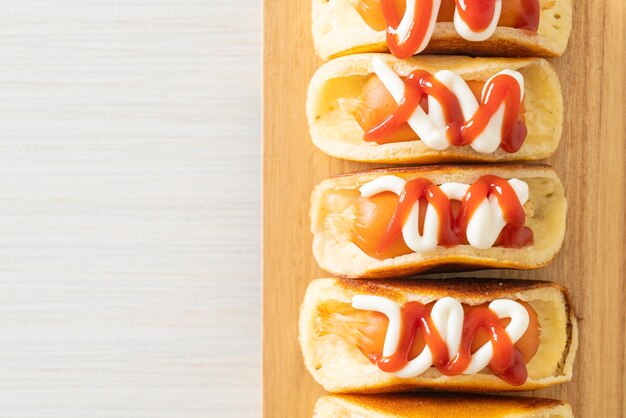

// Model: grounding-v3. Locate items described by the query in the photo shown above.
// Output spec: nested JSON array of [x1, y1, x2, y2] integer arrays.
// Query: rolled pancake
[[307, 54, 562, 164], [310, 164, 566, 278], [300, 278, 578, 393], [314, 393, 573, 417], [312, 0, 572, 60]]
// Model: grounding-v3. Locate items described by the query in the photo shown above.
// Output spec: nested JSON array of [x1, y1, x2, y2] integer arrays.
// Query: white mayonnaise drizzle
[[358, 175, 529, 252], [351, 295, 530, 378], [390, 0, 501, 53], [395, 0, 441, 55], [370, 57, 524, 154]]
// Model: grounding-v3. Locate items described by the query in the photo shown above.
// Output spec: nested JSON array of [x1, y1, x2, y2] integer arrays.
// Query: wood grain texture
[[263, 0, 625, 416], [0, 1, 261, 416]]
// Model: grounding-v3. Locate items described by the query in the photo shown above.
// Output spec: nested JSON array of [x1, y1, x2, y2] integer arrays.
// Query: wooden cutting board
[[264, 1, 625, 416]]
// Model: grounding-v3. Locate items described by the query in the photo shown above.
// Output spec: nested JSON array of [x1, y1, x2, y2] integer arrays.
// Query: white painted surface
[[0, 1, 261, 416]]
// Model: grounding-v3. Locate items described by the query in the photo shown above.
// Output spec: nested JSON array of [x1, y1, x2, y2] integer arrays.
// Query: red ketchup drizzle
[[381, 0, 435, 59], [377, 0, 540, 58], [363, 69, 526, 152], [376, 178, 459, 254], [455, 175, 533, 246], [366, 301, 528, 385], [456, 0, 498, 31], [376, 175, 533, 255]]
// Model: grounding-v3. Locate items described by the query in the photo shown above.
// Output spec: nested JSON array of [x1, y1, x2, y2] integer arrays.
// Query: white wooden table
[[0, 1, 260, 416]]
